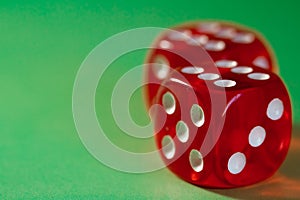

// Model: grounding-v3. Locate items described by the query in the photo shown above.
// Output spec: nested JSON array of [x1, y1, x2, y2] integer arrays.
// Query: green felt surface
[[1, 0, 300, 199]]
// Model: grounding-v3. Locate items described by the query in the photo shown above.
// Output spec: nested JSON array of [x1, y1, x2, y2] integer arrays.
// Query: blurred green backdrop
[[1, 0, 300, 199]]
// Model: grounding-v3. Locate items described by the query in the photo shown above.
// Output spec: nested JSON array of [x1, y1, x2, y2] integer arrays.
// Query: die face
[[195, 22, 274, 70], [153, 66, 291, 188], [153, 81, 215, 186], [216, 78, 291, 187], [144, 21, 277, 108]]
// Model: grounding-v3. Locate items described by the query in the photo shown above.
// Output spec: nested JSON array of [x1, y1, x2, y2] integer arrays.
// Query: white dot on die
[[162, 135, 175, 159], [231, 66, 253, 74], [248, 126, 266, 147], [215, 27, 236, 39], [198, 73, 220, 80], [189, 149, 204, 172], [215, 60, 238, 68], [253, 56, 269, 69], [168, 30, 191, 41], [228, 152, 246, 174], [186, 35, 209, 46], [248, 73, 270, 80], [176, 121, 189, 143], [181, 66, 204, 74], [190, 104, 205, 127], [159, 40, 173, 49], [204, 40, 226, 51], [153, 56, 170, 80], [162, 92, 176, 115], [267, 98, 284, 120], [214, 80, 236, 87], [198, 22, 221, 34], [232, 32, 255, 44]]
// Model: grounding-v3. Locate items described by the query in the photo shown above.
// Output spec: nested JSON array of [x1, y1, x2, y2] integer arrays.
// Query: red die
[[144, 21, 278, 109], [152, 65, 291, 188]]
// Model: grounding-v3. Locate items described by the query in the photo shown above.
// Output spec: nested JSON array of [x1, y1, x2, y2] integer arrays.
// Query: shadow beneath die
[[209, 125, 300, 200]]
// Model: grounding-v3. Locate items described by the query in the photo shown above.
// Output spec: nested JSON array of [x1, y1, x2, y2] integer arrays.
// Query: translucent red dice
[[143, 21, 292, 188]]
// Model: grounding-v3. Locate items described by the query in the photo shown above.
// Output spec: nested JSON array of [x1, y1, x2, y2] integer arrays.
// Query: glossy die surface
[[144, 21, 278, 108], [153, 66, 291, 188]]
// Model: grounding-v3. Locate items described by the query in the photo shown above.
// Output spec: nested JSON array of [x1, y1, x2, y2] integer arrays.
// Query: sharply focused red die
[[143, 21, 292, 188], [144, 21, 278, 109]]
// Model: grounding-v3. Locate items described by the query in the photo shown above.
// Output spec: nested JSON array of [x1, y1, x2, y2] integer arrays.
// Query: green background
[[1, 0, 300, 199]]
